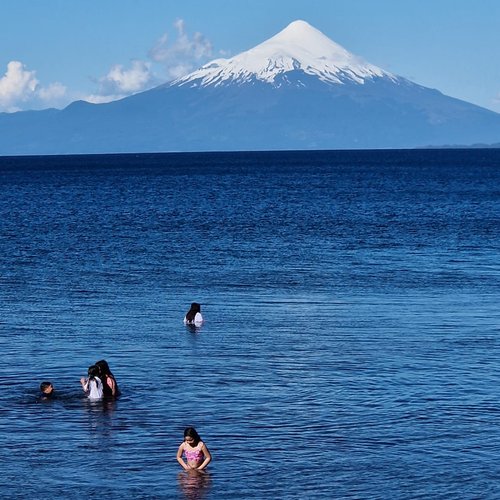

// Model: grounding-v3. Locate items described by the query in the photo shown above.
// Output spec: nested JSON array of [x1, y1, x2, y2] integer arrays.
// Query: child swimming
[[80, 365, 103, 400], [40, 381, 54, 397], [176, 427, 212, 471]]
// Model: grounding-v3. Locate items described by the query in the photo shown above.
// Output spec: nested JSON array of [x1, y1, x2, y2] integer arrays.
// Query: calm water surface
[[0, 149, 499, 499]]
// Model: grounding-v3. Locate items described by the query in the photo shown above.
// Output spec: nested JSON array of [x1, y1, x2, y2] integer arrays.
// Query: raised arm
[[80, 377, 89, 392]]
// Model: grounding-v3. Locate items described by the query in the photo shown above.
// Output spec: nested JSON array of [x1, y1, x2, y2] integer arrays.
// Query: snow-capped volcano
[[2, 19, 500, 155], [174, 20, 395, 88]]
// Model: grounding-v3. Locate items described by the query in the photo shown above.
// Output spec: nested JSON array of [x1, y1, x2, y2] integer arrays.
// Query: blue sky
[[1, 0, 499, 113]]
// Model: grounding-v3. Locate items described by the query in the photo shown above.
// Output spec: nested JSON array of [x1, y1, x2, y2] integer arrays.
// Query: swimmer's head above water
[[40, 381, 54, 396]]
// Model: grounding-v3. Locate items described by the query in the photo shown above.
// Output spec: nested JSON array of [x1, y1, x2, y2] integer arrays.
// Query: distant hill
[[1, 20, 500, 155]]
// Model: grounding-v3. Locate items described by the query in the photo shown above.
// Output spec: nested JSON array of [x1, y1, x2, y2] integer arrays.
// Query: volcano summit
[[174, 20, 393, 87], [1, 20, 499, 154]]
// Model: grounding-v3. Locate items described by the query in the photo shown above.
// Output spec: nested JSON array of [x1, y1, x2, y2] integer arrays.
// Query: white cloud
[[1, 20, 217, 111], [149, 19, 213, 79], [97, 59, 153, 96], [0, 61, 69, 112], [83, 19, 215, 104], [166, 63, 197, 81], [0, 61, 39, 112], [38, 82, 67, 101], [83, 59, 155, 104], [83, 93, 125, 105]]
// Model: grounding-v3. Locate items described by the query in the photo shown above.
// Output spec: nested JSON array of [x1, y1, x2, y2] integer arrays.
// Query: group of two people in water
[[79, 359, 120, 400]]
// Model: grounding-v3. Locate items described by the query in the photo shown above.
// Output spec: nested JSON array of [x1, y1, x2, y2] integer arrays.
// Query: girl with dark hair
[[177, 427, 212, 471], [80, 365, 103, 400], [183, 303, 204, 326], [95, 359, 120, 398]]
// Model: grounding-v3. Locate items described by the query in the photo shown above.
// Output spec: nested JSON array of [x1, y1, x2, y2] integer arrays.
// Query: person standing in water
[[183, 303, 204, 326], [80, 365, 103, 400], [177, 427, 212, 471]]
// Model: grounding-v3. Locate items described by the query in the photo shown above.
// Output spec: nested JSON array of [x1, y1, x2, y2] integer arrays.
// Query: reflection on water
[[178, 470, 212, 499], [81, 398, 117, 435], [186, 324, 204, 335]]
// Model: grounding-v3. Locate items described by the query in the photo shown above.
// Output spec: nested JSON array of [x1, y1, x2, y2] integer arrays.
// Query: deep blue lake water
[[0, 149, 499, 499]]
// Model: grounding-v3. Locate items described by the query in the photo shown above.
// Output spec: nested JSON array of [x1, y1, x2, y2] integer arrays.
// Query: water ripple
[[1, 151, 500, 498]]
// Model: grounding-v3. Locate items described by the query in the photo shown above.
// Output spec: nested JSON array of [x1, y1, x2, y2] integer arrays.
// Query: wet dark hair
[[185, 303, 201, 324], [88, 365, 100, 379], [184, 427, 201, 445], [40, 381, 52, 392], [96, 359, 112, 377], [96, 359, 119, 398]]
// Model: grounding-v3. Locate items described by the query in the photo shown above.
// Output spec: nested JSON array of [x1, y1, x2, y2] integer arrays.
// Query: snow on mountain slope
[[174, 20, 396, 88]]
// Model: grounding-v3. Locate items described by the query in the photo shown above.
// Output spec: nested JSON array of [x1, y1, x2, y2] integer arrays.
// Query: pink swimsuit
[[184, 442, 204, 462]]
